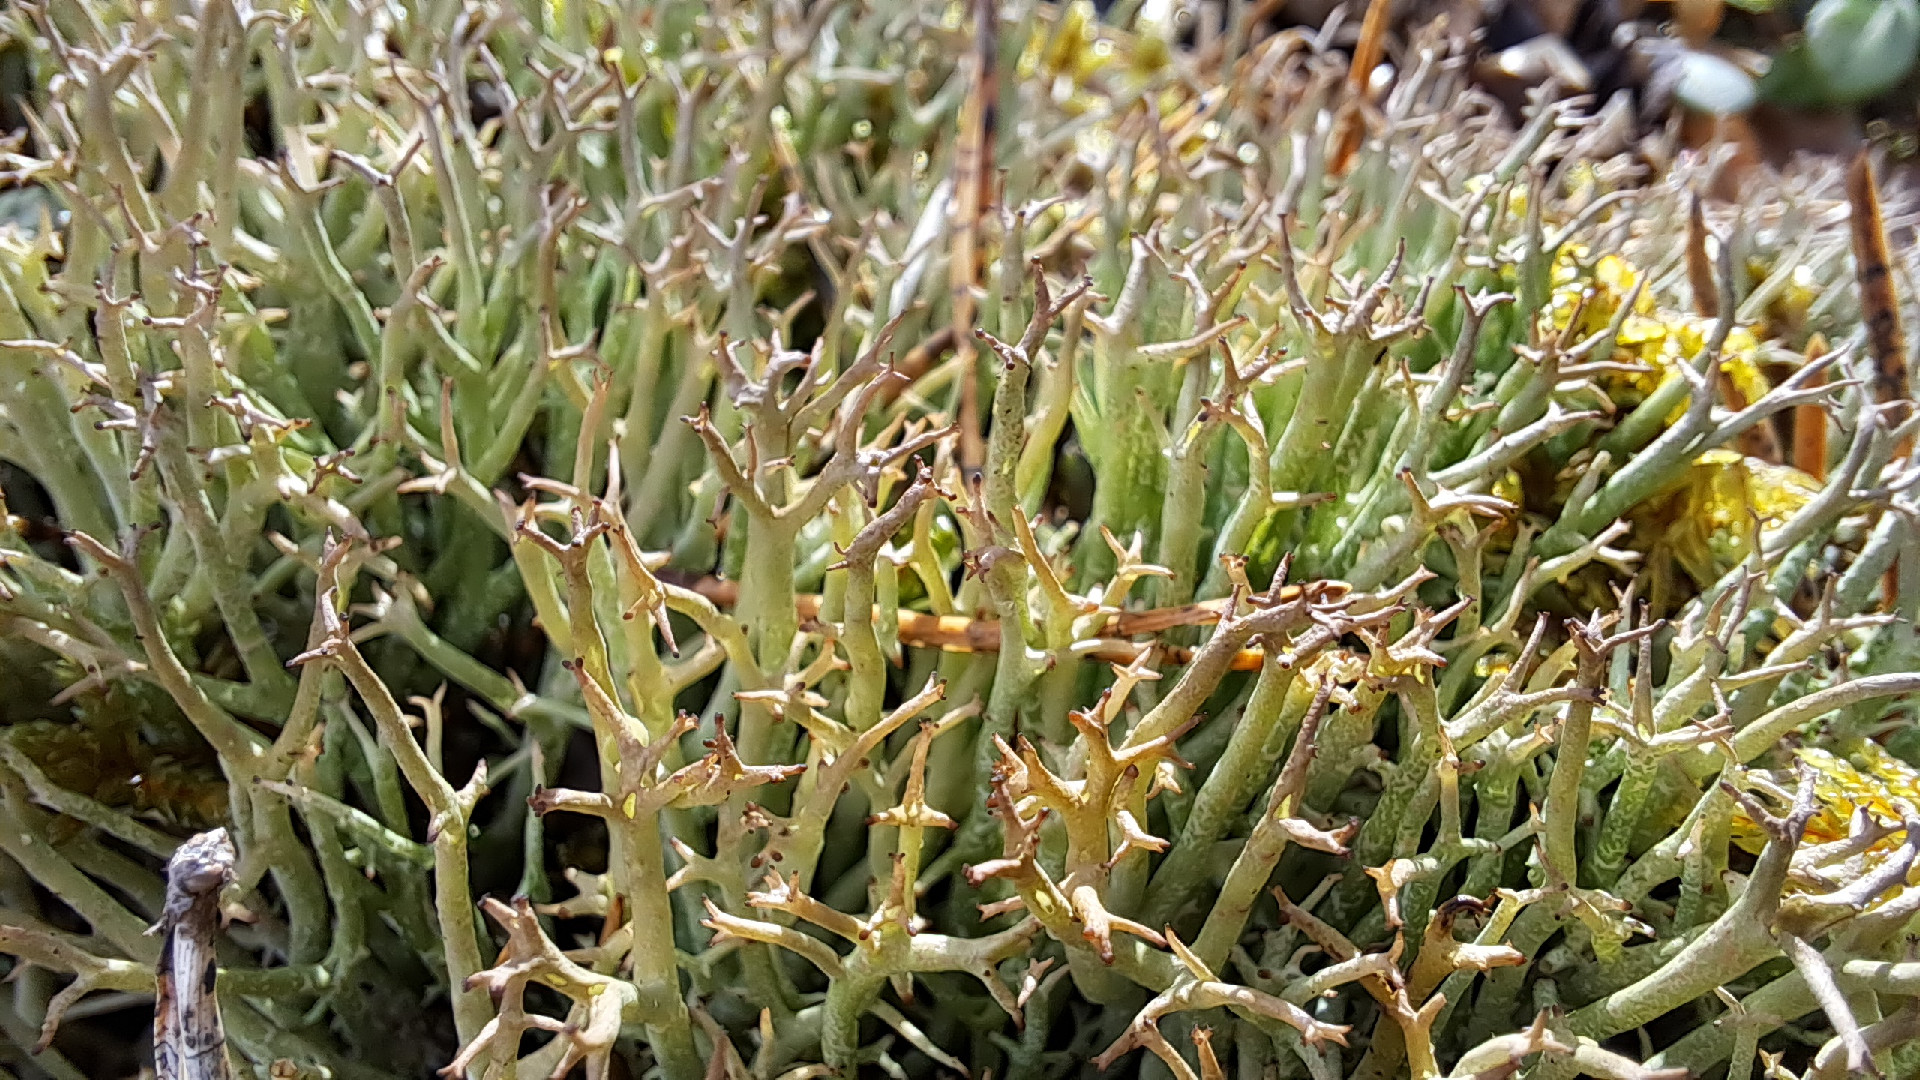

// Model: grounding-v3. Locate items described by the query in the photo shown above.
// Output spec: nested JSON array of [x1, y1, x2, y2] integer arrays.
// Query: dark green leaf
[[1806, 0, 1920, 101], [1756, 40, 1843, 107]]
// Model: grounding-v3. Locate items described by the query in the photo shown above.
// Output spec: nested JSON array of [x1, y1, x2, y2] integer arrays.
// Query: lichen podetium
[[0, 2, 1916, 1079]]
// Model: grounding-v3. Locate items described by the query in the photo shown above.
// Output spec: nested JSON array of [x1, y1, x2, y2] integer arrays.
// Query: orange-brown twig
[[952, 0, 999, 473], [1847, 150, 1913, 610], [1792, 333, 1830, 482], [1328, 0, 1390, 176], [1847, 150, 1911, 436], [682, 576, 1334, 671]]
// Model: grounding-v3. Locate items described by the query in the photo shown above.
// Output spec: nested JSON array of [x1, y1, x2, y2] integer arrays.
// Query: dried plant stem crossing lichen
[[153, 829, 235, 1080]]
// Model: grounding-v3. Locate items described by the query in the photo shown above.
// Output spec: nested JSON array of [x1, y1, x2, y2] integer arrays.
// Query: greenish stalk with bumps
[[0, 2, 1918, 1079]]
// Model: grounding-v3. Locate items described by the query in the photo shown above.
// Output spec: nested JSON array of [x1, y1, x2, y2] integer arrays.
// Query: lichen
[[0, 2, 1915, 1079]]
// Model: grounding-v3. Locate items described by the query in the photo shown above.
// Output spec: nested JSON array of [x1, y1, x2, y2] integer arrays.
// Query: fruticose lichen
[[0, 1, 1918, 1079]]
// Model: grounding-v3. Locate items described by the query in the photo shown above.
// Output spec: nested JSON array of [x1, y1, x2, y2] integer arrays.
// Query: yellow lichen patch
[[1018, 0, 1173, 116], [1490, 467, 1526, 510], [1631, 449, 1820, 591], [1543, 251, 1773, 415], [1746, 254, 1825, 341], [1550, 252, 1651, 341], [1472, 653, 1512, 681], [1734, 745, 1920, 900], [1021, 1, 1100, 81], [1461, 173, 1531, 222]]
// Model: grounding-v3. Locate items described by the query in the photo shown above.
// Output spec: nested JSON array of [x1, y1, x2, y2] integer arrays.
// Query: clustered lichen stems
[[0, 1, 1918, 1078]]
